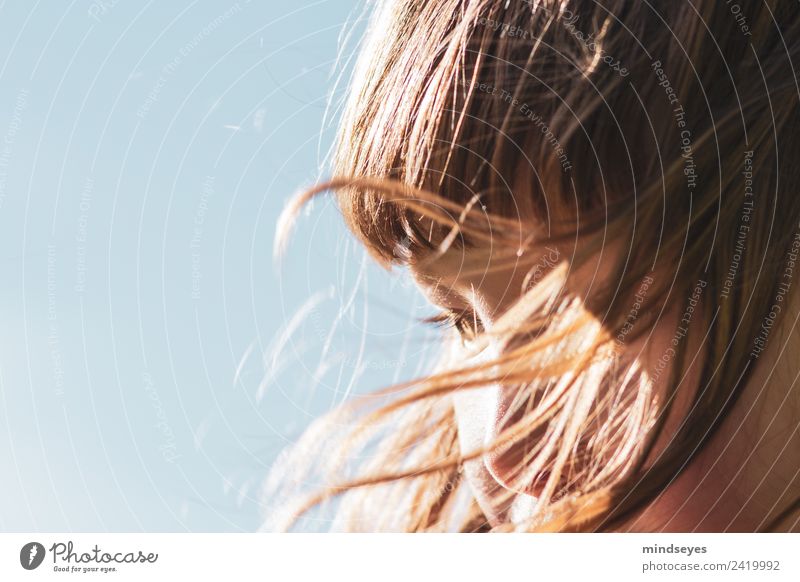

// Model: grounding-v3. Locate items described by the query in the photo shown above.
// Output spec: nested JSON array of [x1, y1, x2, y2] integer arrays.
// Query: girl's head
[[272, 0, 800, 531]]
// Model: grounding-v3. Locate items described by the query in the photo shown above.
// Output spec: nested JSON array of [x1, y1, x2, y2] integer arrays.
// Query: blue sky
[[0, 0, 440, 532]]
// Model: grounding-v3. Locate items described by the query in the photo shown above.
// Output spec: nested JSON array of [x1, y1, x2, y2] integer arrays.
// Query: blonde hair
[[267, 0, 800, 532]]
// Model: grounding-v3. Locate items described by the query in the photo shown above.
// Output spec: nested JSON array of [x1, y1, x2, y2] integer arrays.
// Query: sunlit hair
[[266, 0, 800, 532]]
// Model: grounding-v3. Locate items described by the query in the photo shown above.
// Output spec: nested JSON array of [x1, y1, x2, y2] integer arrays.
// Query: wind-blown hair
[[267, 0, 800, 531]]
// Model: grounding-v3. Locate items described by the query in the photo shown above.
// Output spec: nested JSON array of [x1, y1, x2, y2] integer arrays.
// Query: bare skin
[[410, 243, 800, 532]]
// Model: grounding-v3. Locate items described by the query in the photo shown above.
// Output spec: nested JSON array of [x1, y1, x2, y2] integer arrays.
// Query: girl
[[269, 0, 800, 532]]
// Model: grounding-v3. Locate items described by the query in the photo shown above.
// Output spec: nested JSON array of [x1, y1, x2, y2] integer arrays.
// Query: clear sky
[[0, 0, 440, 532]]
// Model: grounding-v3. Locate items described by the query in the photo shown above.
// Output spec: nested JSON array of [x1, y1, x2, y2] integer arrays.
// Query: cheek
[[453, 382, 544, 526], [450, 338, 502, 452], [450, 337, 505, 456], [452, 383, 498, 454], [452, 384, 508, 523], [450, 340, 514, 523]]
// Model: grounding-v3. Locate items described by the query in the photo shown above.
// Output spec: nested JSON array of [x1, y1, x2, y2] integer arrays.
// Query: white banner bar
[[1, 534, 797, 581]]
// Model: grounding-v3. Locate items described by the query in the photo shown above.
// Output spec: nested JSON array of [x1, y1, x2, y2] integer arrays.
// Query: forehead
[[408, 246, 559, 314], [411, 246, 499, 288]]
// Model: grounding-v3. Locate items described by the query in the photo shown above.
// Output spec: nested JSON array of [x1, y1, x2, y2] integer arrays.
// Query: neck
[[631, 298, 800, 532]]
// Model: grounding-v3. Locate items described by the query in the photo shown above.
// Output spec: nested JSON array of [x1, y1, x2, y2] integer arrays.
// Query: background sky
[[0, 0, 442, 532]]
